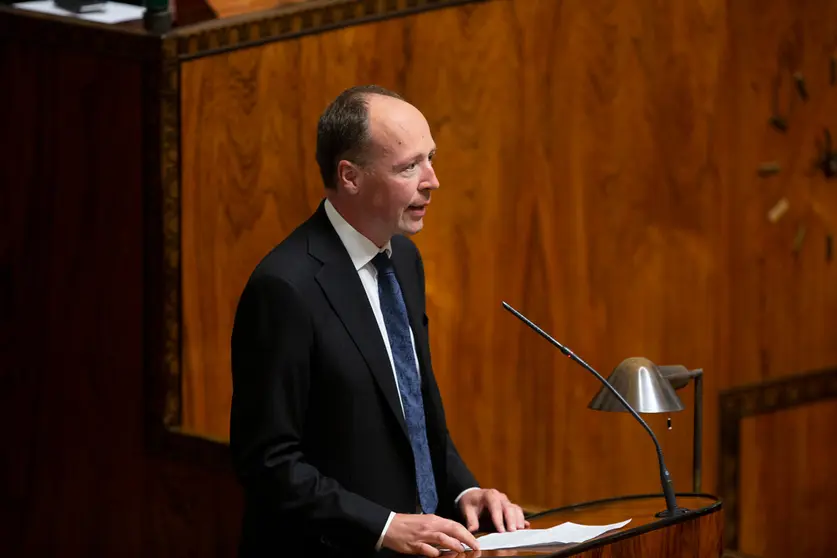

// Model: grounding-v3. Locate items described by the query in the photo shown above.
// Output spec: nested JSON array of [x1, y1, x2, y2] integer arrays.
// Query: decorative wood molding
[[169, 0, 486, 60], [718, 367, 837, 550], [141, 30, 197, 458], [143, 31, 236, 464], [160, 36, 183, 431]]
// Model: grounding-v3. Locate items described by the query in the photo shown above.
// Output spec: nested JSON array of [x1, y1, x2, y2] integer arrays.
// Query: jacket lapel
[[308, 205, 409, 439]]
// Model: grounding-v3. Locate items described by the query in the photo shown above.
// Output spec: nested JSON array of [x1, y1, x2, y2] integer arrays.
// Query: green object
[[145, 0, 167, 12]]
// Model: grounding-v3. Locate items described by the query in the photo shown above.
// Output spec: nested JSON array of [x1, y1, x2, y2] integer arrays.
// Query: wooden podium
[[455, 494, 723, 557]]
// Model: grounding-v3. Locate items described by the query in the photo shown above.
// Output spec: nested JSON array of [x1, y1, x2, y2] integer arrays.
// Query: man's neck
[[326, 194, 389, 248]]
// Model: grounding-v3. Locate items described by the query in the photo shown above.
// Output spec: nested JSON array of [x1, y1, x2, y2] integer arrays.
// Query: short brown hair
[[315, 85, 404, 189]]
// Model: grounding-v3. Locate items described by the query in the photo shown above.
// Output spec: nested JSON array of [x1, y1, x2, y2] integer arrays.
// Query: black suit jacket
[[230, 201, 479, 557]]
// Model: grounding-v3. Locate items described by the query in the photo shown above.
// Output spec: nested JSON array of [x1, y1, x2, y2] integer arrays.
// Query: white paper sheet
[[453, 519, 632, 552], [14, 1, 144, 24]]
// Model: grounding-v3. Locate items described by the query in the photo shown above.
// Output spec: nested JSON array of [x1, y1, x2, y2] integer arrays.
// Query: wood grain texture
[[738, 402, 837, 558], [0, 29, 242, 558], [178, 0, 837, 523], [445, 495, 722, 557], [205, 0, 305, 20], [718, 368, 837, 552], [169, 0, 480, 60]]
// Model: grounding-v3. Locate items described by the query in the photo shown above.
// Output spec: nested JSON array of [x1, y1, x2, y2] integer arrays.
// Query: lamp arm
[[659, 366, 702, 390], [693, 371, 703, 493], [657, 366, 704, 493]]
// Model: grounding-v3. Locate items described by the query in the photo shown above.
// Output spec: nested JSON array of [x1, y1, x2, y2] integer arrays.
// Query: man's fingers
[[506, 503, 525, 530], [440, 520, 480, 550], [414, 542, 441, 557], [488, 497, 506, 533], [434, 532, 468, 554], [463, 504, 480, 532], [503, 504, 520, 532], [383, 514, 480, 556]]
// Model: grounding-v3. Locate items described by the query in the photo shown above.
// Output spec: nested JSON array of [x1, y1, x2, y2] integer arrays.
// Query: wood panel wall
[[718, 368, 837, 556], [178, 0, 837, 518], [739, 400, 837, 557], [0, 18, 243, 557]]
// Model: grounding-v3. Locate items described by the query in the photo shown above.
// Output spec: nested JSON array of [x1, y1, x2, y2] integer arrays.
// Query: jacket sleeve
[[445, 430, 480, 504], [230, 273, 391, 551]]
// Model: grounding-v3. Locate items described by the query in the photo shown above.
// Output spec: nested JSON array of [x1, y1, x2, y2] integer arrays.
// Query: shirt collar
[[324, 198, 392, 271]]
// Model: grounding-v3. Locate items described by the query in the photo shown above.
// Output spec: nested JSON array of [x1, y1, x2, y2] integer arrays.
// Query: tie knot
[[371, 252, 393, 275]]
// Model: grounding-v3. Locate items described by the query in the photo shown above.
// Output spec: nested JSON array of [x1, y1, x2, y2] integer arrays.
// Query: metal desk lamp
[[588, 357, 704, 492]]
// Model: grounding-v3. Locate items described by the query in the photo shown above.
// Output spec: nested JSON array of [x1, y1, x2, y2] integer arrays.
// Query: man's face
[[349, 96, 440, 244]]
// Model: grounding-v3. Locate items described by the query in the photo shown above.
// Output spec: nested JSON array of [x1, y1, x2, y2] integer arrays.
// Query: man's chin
[[398, 219, 424, 236]]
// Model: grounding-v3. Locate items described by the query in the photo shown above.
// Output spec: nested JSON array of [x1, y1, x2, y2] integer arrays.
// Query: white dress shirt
[[323, 200, 477, 550]]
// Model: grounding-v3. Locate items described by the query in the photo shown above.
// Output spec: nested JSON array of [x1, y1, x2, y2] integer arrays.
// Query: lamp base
[[143, 9, 173, 33], [655, 506, 690, 519]]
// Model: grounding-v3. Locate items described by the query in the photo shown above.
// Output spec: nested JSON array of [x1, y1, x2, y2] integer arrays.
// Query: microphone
[[502, 301, 687, 519]]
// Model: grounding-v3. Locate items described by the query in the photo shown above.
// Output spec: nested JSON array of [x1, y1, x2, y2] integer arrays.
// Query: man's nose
[[421, 166, 440, 190]]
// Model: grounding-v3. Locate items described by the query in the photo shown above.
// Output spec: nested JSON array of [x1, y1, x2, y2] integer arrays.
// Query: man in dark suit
[[230, 85, 528, 557]]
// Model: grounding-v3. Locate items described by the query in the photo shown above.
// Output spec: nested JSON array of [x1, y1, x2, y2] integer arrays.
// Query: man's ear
[[336, 160, 361, 194]]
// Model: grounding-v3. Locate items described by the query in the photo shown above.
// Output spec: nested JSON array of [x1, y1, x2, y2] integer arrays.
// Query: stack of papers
[[14, 1, 145, 24], [459, 518, 631, 551]]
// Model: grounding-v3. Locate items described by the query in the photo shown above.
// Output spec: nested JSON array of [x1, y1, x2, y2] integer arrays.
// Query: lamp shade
[[588, 357, 685, 413]]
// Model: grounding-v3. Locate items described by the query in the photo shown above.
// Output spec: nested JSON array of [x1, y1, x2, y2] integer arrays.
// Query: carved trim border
[[170, 0, 486, 60], [718, 367, 837, 550], [160, 36, 183, 430]]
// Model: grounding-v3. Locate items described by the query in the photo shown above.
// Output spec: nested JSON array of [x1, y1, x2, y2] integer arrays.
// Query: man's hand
[[458, 488, 530, 533], [382, 513, 480, 557]]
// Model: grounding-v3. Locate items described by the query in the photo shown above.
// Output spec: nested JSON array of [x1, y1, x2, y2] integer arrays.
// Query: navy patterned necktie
[[371, 251, 438, 514]]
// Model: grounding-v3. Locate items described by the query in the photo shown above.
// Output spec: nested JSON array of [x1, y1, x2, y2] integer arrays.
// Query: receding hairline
[[363, 94, 430, 150], [315, 85, 407, 188], [340, 92, 404, 162]]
